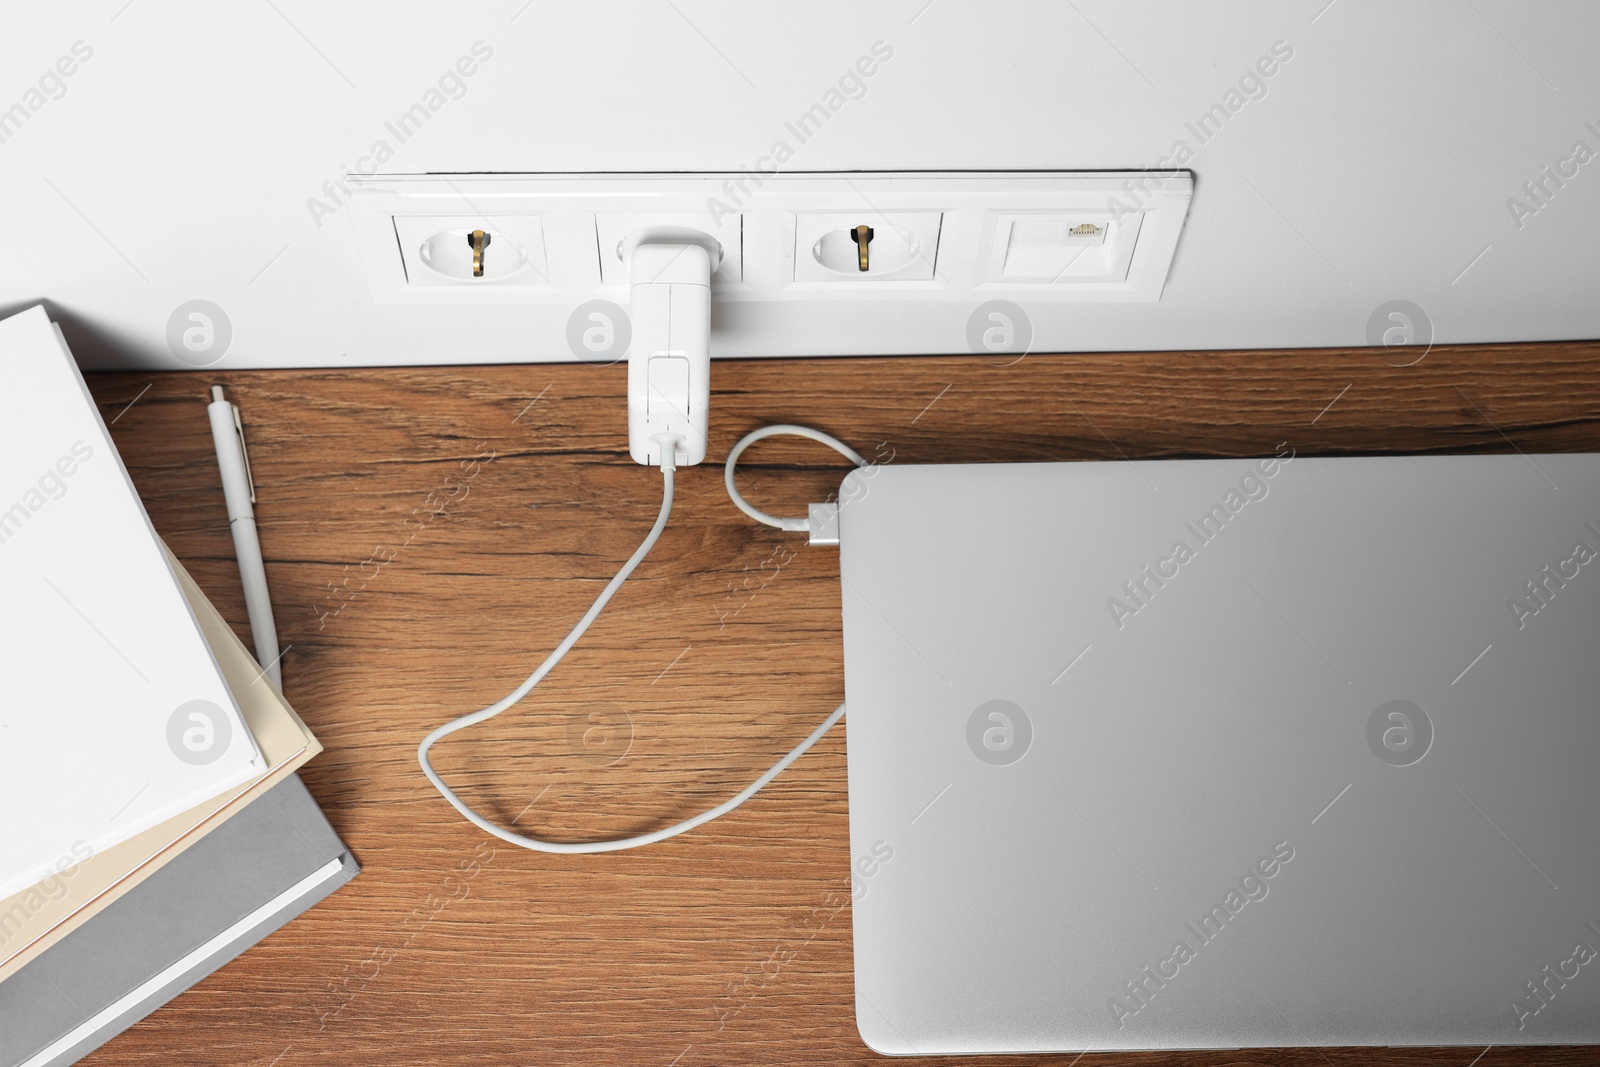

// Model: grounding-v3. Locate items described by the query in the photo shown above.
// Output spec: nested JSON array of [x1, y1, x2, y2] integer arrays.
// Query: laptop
[[838, 451, 1600, 1054]]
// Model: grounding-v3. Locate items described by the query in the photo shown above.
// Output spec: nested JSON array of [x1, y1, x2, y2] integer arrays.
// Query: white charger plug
[[623, 227, 722, 468]]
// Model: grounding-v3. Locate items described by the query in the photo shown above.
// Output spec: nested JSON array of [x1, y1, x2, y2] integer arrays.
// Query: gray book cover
[[0, 774, 357, 1067]]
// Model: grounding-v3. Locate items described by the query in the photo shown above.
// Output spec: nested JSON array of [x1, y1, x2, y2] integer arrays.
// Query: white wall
[[2, 1, 1596, 369]]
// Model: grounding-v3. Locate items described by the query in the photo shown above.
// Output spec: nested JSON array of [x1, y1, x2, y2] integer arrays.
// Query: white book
[[0, 305, 262, 899]]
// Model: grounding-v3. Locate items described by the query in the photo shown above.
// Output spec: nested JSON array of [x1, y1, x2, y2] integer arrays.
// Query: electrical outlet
[[595, 213, 742, 285], [392, 215, 550, 288], [792, 212, 943, 283]]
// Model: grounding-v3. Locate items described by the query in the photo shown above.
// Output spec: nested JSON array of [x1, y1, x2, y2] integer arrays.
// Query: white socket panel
[[344, 173, 1192, 359]]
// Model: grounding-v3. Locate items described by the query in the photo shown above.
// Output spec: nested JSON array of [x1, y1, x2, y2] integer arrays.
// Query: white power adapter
[[623, 227, 723, 468]]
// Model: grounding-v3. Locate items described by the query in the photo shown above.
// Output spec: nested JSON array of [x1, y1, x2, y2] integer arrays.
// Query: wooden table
[[83, 342, 1600, 1067]]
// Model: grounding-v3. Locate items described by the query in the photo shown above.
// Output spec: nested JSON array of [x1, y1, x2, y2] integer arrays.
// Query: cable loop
[[724, 424, 869, 532]]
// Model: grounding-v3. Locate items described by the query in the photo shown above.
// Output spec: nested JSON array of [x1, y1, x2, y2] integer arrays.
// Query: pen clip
[[232, 405, 256, 505]]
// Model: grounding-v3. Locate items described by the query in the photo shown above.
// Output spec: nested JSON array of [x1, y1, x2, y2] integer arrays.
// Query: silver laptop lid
[[839, 452, 1600, 1054]]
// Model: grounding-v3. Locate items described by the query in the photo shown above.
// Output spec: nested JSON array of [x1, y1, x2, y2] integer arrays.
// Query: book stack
[[0, 306, 357, 1067]]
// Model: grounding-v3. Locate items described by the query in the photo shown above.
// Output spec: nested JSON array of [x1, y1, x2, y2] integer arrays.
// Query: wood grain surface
[[80, 342, 1600, 1067]]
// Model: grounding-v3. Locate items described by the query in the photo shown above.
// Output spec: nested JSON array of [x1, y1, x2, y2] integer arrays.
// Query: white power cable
[[418, 435, 848, 854], [724, 424, 868, 531]]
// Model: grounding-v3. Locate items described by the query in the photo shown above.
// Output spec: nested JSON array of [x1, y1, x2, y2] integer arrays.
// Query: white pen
[[207, 385, 283, 689]]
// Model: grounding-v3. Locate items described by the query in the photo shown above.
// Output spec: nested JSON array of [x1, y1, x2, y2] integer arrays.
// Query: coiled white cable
[[724, 423, 868, 531], [418, 434, 849, 854]]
